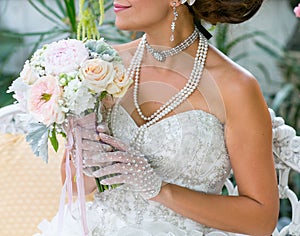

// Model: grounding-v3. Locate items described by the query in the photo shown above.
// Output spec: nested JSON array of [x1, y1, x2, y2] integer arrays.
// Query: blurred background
[[0, 0, 299, 230], [1, 0, 299, 132]]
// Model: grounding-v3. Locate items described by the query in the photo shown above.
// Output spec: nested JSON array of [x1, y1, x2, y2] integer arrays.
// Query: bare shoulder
[[207, 44, 259, 94], [206, 44, 266, 120]]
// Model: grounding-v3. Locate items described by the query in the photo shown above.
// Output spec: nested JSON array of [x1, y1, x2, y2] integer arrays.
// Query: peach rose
[[106, 63, 132, 97], [80, 58, 115, 93]]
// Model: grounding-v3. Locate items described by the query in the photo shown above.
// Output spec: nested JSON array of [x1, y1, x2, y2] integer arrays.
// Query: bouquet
[[8, 37, 133, 198], [8, 37, 132, 234], [8, 38, 131, 162]]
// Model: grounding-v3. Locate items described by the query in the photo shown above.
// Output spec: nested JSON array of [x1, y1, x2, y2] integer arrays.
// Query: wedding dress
[[35, 105, 232, 236]]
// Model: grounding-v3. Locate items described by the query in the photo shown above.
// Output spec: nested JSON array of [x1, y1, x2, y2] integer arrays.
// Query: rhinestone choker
[[145, 26, 199, 62]]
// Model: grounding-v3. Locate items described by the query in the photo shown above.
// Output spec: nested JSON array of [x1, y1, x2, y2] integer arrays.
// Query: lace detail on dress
[[112, 106, 231, 194], [35, 106, 232, 236]]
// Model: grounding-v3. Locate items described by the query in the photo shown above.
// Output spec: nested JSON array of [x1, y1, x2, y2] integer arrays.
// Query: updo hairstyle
[[187, 0, 264, 24]]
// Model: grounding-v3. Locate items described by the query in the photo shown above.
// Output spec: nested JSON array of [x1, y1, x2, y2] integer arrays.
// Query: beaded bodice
[[89, 106, 232, 234], [55, 105, 233, 235], [111, 105, 231, 194]]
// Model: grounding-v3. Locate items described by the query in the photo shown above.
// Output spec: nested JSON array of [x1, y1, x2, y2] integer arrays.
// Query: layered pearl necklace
[[123, 30, 208, 150]]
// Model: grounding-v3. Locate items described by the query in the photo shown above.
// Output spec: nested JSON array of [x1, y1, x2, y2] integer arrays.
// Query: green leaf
[[55, 0, 67, 16], [271, 83, 294, 112], [64, 0, 77, 34], [254, 41, 282, 60], [28, 0, 65, 27], [49, 129, 59, 152], [35, 0, 64, 21], [100, 91, 108, 100], [226, 31, 267, 53], [232, 52, 248, 62]]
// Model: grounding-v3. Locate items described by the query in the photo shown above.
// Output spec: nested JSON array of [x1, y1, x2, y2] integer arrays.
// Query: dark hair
[[188, 0, 264, 24]]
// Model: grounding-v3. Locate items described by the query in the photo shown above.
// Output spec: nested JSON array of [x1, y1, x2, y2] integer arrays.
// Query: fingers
[[99, 133, 128, 151], [83, 152, 112, 167], [96, 123, 110, 134], [100, 175, 125, 185], [82, 140, 112, 152], [81, 128, 99, 141], [92, 159, 146, 177], [84, 151, 148, 166]]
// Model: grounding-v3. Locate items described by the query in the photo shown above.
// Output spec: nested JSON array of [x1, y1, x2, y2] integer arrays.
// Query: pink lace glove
[[84, 133, 163, 200]]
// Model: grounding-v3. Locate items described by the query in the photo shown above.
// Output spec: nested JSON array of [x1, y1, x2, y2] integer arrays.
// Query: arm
[[152, 74, 279, 235]]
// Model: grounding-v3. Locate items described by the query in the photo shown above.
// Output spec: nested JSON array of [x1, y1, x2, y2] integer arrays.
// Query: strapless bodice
[[111, 105, 231, 194], [35, 106, 233, 235]]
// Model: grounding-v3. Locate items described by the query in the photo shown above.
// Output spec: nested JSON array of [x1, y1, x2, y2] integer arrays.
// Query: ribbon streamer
[[57, 117, 89, 236]]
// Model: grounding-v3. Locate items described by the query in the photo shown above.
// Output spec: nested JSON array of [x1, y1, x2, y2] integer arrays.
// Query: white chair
[[223, 109, 300, 236], [0, 103, 27, 134]]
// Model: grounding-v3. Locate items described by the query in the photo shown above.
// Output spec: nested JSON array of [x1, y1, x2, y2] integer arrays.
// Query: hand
[[69, 113, 113, 176], [84, 133, 163, 200]]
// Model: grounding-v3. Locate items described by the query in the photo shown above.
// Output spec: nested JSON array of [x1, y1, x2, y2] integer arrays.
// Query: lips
[[114, 3, 131, 13]]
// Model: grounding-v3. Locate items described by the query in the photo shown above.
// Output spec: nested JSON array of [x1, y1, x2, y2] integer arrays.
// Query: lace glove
[[70, 113, 112, 176], [84, 133, 163, 200]]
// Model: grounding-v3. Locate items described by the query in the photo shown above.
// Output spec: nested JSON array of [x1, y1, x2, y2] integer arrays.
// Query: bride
[[36, 0, 279, 235]]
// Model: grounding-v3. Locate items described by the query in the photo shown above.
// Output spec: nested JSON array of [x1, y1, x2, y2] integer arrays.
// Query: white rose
[[20, 60, 39, 85], [80, 58, 115, 93]]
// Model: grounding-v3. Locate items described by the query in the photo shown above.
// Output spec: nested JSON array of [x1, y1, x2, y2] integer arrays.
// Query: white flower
[[63, 78, 97, 116], [20, 60, 39, 85], [44, 39, 89, 75], [7, 77, 29, 110], [181, 0, 196, 6]]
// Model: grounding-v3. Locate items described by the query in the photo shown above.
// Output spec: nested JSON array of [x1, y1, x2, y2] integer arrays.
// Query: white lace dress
[[35, 106, 233, 236]]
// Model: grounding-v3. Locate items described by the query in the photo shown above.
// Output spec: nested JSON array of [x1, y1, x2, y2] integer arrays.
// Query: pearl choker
[[145, 26, 199, 62], [122, 30, 208, 150]]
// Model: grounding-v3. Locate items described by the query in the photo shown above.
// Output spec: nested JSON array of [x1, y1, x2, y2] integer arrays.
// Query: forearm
[[153, 183, 277, 235], [61, 152, 97, 195]]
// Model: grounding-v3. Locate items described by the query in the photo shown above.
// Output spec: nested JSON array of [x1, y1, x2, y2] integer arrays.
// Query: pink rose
[[20, 60, 39, 85], [294, 3, 300, 18], [80, 58, 115, 93], [44, 39, 89, 75], [28, 75, 64, 125]]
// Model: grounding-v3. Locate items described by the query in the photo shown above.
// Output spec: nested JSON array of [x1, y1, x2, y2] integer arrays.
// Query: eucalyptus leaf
[[25, 122, 49, 163]]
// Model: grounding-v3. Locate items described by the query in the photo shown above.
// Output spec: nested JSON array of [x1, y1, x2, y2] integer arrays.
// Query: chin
[[115, 19, 141, 32]]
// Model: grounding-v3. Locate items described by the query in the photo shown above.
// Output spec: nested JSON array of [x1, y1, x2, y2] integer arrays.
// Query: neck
[[144, 6, 195, 48]]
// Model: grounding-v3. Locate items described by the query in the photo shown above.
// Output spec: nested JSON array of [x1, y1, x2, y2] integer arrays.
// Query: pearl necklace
[[145, 26, 199, 62], [123, 31, 208, 150]]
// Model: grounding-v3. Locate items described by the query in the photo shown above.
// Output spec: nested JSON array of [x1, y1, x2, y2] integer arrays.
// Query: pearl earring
[[170, 2, 178, 42]]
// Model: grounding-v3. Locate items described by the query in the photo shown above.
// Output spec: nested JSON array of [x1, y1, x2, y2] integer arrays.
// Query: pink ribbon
[[57, 116, 89, 236]]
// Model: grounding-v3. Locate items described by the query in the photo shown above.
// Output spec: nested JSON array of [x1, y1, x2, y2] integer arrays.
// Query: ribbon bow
[[181, 0, 196, 6]]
